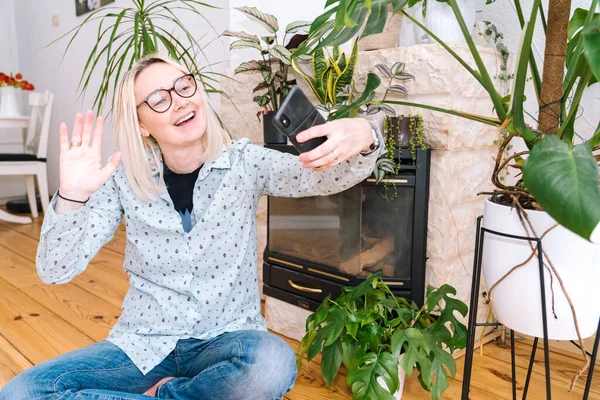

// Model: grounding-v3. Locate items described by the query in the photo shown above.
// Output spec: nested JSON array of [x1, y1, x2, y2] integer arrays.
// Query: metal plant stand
[[461, 216, 600, 400]]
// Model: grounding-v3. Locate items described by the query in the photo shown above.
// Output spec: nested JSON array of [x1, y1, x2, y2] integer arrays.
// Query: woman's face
[[135, 63, 207, 149]]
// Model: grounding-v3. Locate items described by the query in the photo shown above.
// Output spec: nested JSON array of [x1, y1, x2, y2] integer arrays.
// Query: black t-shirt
[[163, 162, 202, 232]]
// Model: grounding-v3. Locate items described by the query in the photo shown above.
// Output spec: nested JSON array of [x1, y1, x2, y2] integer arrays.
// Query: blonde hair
[[114, 54, 230, 201]]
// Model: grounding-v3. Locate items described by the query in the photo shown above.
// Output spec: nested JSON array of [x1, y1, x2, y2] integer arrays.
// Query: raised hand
[[296, 118, 374, 171], [58, 110, 122, 202]]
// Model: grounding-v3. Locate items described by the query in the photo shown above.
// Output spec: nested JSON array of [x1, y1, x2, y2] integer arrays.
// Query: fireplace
[[262, 145, 431, 311]]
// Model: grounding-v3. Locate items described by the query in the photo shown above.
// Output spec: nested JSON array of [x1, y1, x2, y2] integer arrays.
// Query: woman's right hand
[[58, 110, 122, 202]]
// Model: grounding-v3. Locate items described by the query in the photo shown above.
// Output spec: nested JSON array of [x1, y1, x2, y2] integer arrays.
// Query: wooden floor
[[0, 214, 598, 399]]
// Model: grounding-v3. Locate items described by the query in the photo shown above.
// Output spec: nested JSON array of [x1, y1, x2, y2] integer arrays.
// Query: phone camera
[[281, 115, 290, 128]]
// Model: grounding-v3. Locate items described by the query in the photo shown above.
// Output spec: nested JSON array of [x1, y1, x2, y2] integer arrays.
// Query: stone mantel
[[220, 43, 502, 341]]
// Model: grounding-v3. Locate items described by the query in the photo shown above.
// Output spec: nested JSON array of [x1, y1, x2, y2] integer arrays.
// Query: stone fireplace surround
[[220, 43, 502, 341]]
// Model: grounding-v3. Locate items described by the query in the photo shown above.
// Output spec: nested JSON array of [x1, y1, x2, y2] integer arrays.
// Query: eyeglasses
[[137, 74, 197, 113]]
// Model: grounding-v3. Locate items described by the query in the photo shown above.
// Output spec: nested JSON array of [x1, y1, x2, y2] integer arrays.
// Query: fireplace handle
[[366, 178, 408, 184], [288, 280, 323, 293]]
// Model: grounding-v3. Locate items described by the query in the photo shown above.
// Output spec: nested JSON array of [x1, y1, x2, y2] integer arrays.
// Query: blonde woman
[[0, 55, 383, 399]]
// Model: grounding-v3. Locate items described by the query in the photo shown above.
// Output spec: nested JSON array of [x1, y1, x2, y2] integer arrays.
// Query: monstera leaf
[[523, 135, 600, 243], [347, 352, 400, 400]]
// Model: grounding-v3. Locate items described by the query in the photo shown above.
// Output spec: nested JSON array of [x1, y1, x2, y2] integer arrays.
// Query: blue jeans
[[0, 330, 297, 400]]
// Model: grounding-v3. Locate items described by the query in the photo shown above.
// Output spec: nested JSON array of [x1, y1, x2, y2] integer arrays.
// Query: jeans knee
[[0, 369, 54, 400], [243, 333, 297, 398]]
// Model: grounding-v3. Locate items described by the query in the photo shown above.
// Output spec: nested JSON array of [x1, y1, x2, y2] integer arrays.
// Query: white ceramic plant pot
[[482, 198, 600, 340], [425, 0, 476, 43], [377, 354, 406, 399], [0, 86, 22, 117]]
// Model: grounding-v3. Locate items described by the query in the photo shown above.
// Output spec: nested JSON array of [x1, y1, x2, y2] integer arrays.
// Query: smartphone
[[273, 86, 327, 153]]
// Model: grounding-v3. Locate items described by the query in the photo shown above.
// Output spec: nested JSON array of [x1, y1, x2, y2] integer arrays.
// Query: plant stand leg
[[461, 216, 501, 399], [583, 318, 600, 400], [536, 242, 552, 400], [522, 337, 538, 400], [511, 330, 517, 400]]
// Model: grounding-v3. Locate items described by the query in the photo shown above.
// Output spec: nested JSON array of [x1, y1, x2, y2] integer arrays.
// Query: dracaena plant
[[49, 0, 228, 115], [224, 7, 310, 115], [298, 272, 467, 400], [294, 0, 600, 245]]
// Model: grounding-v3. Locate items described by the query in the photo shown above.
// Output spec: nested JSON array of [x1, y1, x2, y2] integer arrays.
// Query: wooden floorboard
[[0, 215, 598, 399]]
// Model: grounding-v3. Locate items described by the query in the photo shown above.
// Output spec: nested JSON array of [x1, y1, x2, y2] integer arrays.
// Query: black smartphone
[[273, 86, 327, 153]]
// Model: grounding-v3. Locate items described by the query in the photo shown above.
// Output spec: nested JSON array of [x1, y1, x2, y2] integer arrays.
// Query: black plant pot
[[386, 116, 418, 148], [263, 111, 287, 145]]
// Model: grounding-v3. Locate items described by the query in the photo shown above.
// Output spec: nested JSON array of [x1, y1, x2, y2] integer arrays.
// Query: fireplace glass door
[[267, 183, 414, 279]]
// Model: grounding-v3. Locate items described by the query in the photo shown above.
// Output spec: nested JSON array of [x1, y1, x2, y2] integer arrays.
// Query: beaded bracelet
[[57, 190, 89, 204]]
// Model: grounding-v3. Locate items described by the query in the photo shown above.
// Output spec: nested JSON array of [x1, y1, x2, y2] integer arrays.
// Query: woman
[[0, 55, 383, 399]]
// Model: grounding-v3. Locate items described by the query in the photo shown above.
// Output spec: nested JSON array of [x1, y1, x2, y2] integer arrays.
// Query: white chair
[[0, 91, 54, 218]]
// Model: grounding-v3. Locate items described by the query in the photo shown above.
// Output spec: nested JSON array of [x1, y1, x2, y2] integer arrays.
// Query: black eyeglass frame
[[136, 73, 197, 113]]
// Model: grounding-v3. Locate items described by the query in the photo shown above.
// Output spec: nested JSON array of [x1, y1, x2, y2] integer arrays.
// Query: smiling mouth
[[175, 111, 195, 126]]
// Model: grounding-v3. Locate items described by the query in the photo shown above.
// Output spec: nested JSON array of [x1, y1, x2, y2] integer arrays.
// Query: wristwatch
[[359, 121, 382, 156]]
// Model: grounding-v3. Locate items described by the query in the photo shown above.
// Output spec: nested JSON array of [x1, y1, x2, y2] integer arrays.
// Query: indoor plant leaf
[[221, 30, 260, 41], [360, 0, 388, 38], [582, 17, 600, 81], [234, 60, 264, 75], [321, 341, 344, 386], [286, 20, 312, 33], [230, 38, 262, 51], [269, 45, 292, 65], [523, 135, 600, 242], [347, 352, 399, 400], [235, 6, 279, 33]]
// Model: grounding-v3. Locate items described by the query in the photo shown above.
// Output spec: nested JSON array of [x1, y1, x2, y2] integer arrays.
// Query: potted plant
[[358, 4, 404, 51], [225, 7, 309, 144], [297, 0, 600, 388], [376, 114, 424, 199], [292, 39, 360, 117], [0, 72, 36, 117], [50, 0, 226, 115], [297, 272, 468, 400]]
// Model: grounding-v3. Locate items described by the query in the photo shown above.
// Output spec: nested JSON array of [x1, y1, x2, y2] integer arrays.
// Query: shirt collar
[[149, 144, 231, 179]]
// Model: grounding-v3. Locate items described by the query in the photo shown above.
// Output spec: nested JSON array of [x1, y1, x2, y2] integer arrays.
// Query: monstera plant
[[294, 0, 600, 244], [298, 273, 467, 400], [294, 0, 600, 392]]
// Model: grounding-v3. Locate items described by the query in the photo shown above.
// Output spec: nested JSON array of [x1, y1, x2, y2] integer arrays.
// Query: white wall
[[8, 0, 229, 200], [0, 0, 26, 201]]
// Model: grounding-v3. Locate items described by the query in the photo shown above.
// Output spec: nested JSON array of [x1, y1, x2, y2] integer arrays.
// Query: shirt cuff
[[42, 191, 89, 236]]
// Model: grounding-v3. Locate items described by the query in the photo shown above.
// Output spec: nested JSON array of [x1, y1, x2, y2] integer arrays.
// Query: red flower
[[0, 72, 35, 91]]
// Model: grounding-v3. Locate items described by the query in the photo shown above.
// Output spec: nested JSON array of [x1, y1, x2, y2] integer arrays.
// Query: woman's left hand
[[295, 118, 374, 171]]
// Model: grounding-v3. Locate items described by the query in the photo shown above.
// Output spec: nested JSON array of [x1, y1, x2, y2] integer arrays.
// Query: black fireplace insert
[[263, 145, 431, 311]]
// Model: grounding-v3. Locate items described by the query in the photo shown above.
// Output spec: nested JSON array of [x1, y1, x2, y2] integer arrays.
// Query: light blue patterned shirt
[[36, 138, 382, 374]]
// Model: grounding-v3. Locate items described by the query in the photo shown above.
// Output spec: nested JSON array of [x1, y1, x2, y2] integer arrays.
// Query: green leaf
[[329, 72, 381, 120], [347, 352, 399, 399], [582, 17, 600, 81], [391, 328, 430, 359], [230, 38, 262, 51], [357, 323, 384, 352], [361, 0, 388, 38], [523, 135, 600, 242], [390, 0, 409, 13], [321, 341, 344, 386], [324, 308, 347, 346], [269, 45, 292, 65], [568, 8, 589, 39], [342, 339, 359, 370], [235, 6, 279, 33]]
